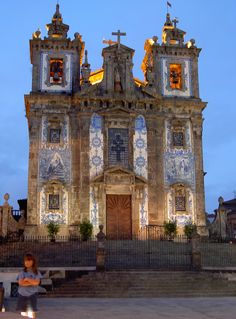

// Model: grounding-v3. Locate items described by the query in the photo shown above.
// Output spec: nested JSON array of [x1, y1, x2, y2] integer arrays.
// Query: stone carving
[[89, 114, 104, 179], [134, 115, 148, 179]]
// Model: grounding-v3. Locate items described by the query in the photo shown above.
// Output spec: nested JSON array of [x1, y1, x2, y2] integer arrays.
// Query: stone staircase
[[45, 271, 236, 298]]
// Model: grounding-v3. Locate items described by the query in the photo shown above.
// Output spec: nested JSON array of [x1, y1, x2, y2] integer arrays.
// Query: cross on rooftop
[[112, 30, 126, 48], [172, 17, 179, 28]]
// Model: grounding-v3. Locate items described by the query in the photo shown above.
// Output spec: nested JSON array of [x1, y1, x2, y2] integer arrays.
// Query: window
[[50, 59, 63, 84], [108, 128, 129, 167], [48, 194, 60, 210], [169, 64, 182, 90], [49, 128, 61, 143], [172, 131, 184, 147]]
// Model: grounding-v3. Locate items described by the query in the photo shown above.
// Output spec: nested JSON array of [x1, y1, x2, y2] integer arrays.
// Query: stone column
[[191, 233, 202, 271], [79, 114, 90, 221], [2, 194, 11, 237], [96, 225, 106, 272], [26, 115, 41, 231], [192, 118, 207, 235]]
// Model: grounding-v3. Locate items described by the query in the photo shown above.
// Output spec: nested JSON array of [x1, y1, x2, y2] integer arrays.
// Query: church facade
[[24, 5, 207, 237]]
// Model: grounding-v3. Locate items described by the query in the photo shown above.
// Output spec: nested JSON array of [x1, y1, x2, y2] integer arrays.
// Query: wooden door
[[106, 195, 132, 239]]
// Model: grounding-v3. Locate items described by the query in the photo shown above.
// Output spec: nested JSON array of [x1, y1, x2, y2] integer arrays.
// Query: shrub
[[79, 220, 93, 241], [46, 222, 60, 241], [184, 221, 197, 239], [164, 220, 177, 238]]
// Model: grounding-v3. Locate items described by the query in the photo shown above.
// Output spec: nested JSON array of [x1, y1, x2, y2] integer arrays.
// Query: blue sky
[[0, 0, 235, 213]]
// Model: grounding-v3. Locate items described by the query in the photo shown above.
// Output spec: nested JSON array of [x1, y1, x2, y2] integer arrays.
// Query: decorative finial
[[152, 36, 158, 44], [4, 193, 9, 205], [46, 3, 69, 39], [218, 196, 224, 205], [84, 50, 90, 67], [33, 28, 41, 39], [81, 50, 91, 87], [165, 13, 173, 27]]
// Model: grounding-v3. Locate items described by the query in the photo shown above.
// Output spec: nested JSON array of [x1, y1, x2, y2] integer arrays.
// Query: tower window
[[172, 131, 184, 147], [48, 194, 60, 210], [49, 128, 61, 143], [169, 64, 182, 90], [50, 59, 63, 84]]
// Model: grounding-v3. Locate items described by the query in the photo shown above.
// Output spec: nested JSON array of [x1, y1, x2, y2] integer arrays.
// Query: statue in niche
[[114, 66, 123, 92]]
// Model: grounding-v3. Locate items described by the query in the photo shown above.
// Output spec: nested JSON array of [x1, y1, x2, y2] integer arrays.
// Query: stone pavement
[[2, 297, 236, 319]]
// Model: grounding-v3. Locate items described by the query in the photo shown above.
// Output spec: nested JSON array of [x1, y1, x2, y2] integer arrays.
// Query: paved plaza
[[1, 297, 236, 319]]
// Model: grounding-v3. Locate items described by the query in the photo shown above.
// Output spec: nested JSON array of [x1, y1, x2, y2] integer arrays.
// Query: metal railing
[[0, 236, 97, 267]]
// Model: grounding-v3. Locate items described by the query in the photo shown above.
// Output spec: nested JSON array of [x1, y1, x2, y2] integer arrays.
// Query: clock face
[[161, 57, 192, 97], [40, 52, 72, 92]]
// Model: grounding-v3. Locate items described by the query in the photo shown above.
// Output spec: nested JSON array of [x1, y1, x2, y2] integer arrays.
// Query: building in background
[[24, 5, 207, 237]]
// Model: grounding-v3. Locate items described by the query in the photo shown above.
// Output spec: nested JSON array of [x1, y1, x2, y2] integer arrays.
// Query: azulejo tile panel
[[89, 187, 99, 229], [164, 120, 195, 188], [140, 187, 148, 227], [134, 115, 148, 179], [89, 114, 104, 179], [39, 115, 71, 183], [167, 188, 194, 227], [39, 149, 71, 183], [39, 187, 68, 225]]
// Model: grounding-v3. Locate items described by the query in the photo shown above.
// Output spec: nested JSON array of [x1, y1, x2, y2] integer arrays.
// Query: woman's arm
[[23, 278, 40, 286], [18, 279, 32, 286]]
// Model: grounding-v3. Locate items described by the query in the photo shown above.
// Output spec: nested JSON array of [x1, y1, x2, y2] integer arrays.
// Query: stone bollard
[[0, 287, 4, 311], [191, 233, 202, 271], [96, 225, 106, 272]]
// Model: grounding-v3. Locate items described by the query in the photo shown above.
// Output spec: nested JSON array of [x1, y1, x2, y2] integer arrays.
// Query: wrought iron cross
[[111, 135, 125, 161], [172, 17, 179, 28], [112, 30, 126, 48]]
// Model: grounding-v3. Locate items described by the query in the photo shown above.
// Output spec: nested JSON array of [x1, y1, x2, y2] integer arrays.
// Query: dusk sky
[[0, 0, 235, 213]]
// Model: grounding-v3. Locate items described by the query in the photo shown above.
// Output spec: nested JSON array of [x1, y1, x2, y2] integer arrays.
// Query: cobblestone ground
[[3, 297, 236, 319]]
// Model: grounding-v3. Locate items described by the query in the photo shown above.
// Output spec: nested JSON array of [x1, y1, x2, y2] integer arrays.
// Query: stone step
[[47, 271, 236, 298]]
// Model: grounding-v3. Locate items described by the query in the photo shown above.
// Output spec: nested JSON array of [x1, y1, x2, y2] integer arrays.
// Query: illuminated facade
[[25, 6, 207, 237]]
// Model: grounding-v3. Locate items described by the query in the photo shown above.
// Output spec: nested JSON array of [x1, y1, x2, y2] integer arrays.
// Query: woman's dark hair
[[23, 253, 38, 274]]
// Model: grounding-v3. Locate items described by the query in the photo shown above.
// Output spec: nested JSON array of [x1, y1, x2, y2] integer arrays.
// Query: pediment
[[96, 106, 137, 116], [91, 166, 147, 185], [102, 43, 135, 55]]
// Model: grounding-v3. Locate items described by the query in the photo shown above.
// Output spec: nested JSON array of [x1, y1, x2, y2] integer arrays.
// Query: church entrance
[[106, 195, 132, 239]]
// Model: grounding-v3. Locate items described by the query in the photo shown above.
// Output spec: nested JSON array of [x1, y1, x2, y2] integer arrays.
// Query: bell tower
[[25, 5, 85, 235], [30, 4, 84, 93], [142, 13, 207, 233]]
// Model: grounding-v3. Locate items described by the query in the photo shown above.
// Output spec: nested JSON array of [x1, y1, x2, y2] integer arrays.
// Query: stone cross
[[112, 30, 126, 48], [111, 135, 125, 161]]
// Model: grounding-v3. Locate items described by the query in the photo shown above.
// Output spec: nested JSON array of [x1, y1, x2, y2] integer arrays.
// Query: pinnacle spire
[[46, 4, 69, 39]]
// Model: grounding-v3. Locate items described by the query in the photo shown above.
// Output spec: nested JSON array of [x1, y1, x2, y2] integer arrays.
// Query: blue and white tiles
[[134, 115, 148, 179]]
